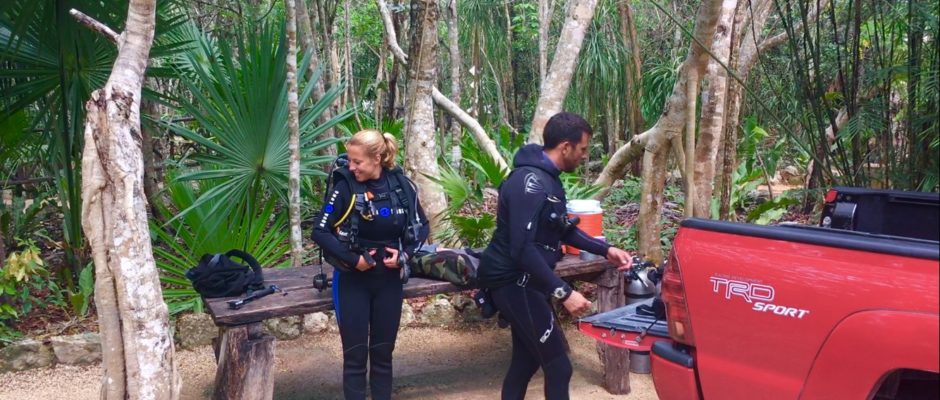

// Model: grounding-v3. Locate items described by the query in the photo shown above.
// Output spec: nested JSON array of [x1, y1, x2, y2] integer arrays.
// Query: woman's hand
[[355, 249, 377, 271], [383, 247, 401, 268]]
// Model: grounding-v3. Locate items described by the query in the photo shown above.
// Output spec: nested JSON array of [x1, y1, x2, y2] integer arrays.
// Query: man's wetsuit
[[312, 168, 429, 400], [477, 144, 610, 400]]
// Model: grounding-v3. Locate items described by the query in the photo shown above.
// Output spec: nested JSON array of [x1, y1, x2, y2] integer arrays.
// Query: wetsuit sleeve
[[562, 227, 611, 256], [311, 180, 361, 267], [504, 171, 568, 291]]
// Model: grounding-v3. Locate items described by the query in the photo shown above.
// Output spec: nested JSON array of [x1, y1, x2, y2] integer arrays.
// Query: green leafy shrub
[[151, 176, 290, 315]]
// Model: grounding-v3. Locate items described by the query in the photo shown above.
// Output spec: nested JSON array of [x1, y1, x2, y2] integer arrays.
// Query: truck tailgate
[[579, 298, 671, 351]]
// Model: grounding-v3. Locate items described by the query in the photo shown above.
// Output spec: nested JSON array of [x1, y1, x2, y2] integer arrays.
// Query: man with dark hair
[[477, 112, 633, 400], [542, 111, 593, 150]]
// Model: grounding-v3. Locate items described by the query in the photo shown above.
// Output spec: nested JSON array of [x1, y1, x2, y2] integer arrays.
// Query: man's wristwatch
[[552, 284, 572, 302]]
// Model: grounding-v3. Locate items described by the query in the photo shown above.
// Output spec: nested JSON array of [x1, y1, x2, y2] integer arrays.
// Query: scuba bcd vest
[[319, 154, 424, 272]]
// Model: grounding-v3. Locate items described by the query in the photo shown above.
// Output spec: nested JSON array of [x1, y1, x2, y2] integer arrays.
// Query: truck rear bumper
[[651, 341, 701, 400]]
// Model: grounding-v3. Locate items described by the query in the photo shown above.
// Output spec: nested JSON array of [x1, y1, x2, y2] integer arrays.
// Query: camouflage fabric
[[409, 248, 482, 288]]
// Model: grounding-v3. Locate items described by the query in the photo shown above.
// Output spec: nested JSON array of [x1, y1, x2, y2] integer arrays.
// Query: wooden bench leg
[[594, 267, 631, 395], [213, 323, 276, 400]]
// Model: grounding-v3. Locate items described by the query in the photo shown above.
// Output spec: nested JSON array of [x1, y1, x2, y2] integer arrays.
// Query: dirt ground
[[0, 324, 657, 400]]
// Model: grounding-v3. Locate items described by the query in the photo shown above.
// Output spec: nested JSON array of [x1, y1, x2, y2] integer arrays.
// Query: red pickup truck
[[581, 188, 939, 399]]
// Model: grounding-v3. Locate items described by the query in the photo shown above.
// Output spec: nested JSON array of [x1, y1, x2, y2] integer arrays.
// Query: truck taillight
[[824, 189, 838, 203], [661, 249, 695, 345]]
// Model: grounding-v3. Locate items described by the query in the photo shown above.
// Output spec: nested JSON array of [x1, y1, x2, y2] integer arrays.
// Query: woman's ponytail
[[381, 132, 398, 169]]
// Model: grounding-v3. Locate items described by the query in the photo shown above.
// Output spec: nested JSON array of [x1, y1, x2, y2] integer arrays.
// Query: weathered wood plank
[[212, 323, 275, 400], [205, 256, 611, 326], [593, 265, 631, 394]]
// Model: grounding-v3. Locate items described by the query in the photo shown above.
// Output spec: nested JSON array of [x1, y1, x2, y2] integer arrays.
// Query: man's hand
[[562, 290, 592, 316], [355, 250, 377, 271], [383, 247, 401, 268], [607, 247, 633, 271]]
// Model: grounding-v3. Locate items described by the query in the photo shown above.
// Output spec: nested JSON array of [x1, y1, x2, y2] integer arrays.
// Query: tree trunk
[[594, 0, 725, 196], [447, 0, 461, 167], [320, 4, 342, 104], [375, 0, 508, 169], [503, 0, 519, 127], [296, 0, 336, 156], [286, 0, 303, 269], [432, 89, 508, 170], [716, 0, 824, 217], [74, 1, 180, 397], [374, 45, 387, 122], [692, 0, 737, 218], [343, 0, 356, 114], [529, 0, 600, 144], [537, 0, 554, 84], [637, 137, 672, 264], [403, 0, 447, 236], [620, 0, 646, 144], [140, 95, 163, 215], [684, 74, 699, 218]]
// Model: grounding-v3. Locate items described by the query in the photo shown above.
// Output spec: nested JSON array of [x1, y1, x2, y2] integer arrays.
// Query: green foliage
[[0, 1, 191, 282], [0, 241, 62, 344], [747, 196, 800, 225], [0, 191, 51, 253], [641, 56, 682, 123], [161, 21, 351, 233], [430, 130, 522, 247], [67, 263, 94, 318], [717, 116, 789, 217], [560, 171, 603, 201], [151, 175, 291, 315]]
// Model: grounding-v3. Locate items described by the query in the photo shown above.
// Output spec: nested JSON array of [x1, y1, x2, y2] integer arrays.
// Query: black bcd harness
[[316, 154, 423, 285]]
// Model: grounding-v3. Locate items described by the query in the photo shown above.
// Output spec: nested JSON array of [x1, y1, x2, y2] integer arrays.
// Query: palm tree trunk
[[529, 0, 600, 144], [73, 1, 180, 397]]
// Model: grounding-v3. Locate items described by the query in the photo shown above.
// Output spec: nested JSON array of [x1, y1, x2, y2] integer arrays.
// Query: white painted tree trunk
[[286, 0, 303, 269], [403, 0, 447, 235], [529, 0, 599, 144], [75, 1, 180, 398]]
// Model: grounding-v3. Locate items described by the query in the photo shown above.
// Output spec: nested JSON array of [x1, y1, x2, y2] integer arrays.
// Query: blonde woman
[[311, 129, 429, 400]]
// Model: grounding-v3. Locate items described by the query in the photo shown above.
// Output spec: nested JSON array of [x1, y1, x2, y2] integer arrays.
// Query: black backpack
[[185, 249, 264, 298]]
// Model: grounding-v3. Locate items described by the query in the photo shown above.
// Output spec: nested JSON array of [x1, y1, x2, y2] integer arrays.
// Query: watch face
[[553, 287, 567, 299]]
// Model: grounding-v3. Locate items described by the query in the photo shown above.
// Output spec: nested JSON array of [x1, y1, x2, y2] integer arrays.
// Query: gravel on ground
[[0, 324, 658, 400]]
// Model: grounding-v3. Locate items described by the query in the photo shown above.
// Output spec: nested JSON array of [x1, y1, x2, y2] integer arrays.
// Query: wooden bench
[[204, 255, 630, 399]]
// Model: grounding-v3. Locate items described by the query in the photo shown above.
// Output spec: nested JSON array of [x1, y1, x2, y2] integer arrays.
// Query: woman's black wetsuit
[[312, 168, 428, 400]]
